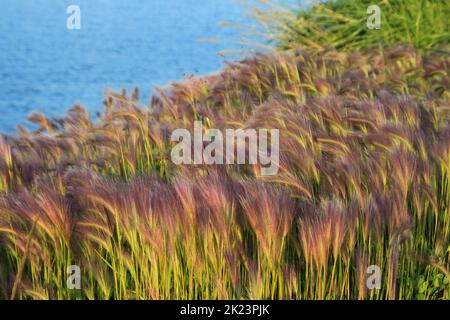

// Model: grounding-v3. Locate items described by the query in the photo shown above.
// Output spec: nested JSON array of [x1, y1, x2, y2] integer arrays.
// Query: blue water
[[0, 0, 296, 133]]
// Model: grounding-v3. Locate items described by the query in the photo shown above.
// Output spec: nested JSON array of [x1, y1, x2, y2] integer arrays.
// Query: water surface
[[1, 0, 280, 132]]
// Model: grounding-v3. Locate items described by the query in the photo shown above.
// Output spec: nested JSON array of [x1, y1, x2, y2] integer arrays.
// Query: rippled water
[[0, 0, 284, 133]]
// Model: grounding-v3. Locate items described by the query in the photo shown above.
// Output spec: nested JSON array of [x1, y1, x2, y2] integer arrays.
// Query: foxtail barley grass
[[0, 45, 449, 299]]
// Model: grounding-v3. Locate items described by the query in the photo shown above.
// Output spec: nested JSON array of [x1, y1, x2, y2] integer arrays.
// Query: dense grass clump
[[0, 45, 448, 299], [242, 0, 449, 52]]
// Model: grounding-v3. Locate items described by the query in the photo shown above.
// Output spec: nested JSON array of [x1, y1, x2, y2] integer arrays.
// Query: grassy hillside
[[0, 45, 449, 299]]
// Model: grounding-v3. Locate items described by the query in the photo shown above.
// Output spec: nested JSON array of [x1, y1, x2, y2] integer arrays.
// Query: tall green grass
[[239, 0, 449, 52]]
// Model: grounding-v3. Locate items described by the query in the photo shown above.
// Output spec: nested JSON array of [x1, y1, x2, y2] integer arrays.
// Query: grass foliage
[[0, 45, 449, 299], [240, 0, 449, 52]]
